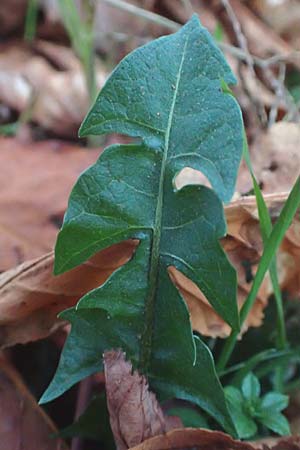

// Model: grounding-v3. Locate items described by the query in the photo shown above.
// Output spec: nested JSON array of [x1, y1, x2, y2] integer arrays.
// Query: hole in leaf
[[174, 167, 212, 191]]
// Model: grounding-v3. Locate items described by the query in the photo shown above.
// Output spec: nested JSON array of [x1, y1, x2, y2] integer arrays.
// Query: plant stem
[[243, 136, 287, 351], [101, 0, 179, 30], [24, 0, 38, 42], [140, 40, 187, 371], [217, 177, 300, 371]]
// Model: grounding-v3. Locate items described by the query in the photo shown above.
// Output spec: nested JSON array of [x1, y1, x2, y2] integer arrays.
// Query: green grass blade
[[243, 137, 286, 350], [24, 0, 38, 41], [217, 176, 300, 371]]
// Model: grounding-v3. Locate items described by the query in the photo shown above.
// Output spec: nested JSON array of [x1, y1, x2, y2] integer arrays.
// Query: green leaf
[[166, 405, 209, 428], [260, 393, 289, 412], [41, 239, 236, 434], [59, 394, 114, 448], [225, 386, 257, 439], [217, 176, 300, 371], [221, 348, 296, 386], [242, 373, 261, 400], [79, 15, 243, 203], [243, 134, 287, 351], [42, 16, 244, 435], [258, 412, 290, 436]]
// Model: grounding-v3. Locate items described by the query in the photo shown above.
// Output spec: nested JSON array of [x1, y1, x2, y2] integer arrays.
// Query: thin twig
[[259, 51, 300, 68], [180, 0, 194, 15], [98, 0, 300, 123], [71, 376, 94, 450], [221, 0, 255, 77], [268, 62, 286, 127], [221, 0, 267, 125], [100, 0, 179, 30], [99, 0, 300, 69]]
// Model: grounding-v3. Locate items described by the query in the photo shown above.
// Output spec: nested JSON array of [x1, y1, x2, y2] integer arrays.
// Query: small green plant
[[41, 15, 300, 441], [225, 373, 290, 438], [59, 0, 96, 104]]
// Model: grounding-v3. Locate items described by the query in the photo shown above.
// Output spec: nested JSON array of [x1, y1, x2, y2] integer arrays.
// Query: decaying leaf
[[0, 0, 27, 36], [0, 41, 106, 137], [211, 0, 300, 70], [104, 350, 182, 450], [0, 241, 137, 348], [128, 427, 254, 450], [252, 0, 300, 49], [0, 137, 99, 272], [250, 122, 300, 194], [128, 428, 300, 450], [0, 355, 68, 450]]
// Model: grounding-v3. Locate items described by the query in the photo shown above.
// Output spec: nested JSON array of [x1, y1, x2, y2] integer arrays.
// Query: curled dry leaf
[[0, 137, 99, 272], [234, 122, 300, 196], [0, 41, 106, 137], [128, 427, 254, 450], [0, 355, 68, 450], [250, 122, 300, 194], [0, 241, 137, 348], [104, 350, 182, 450], [128, 428, 300, 450]]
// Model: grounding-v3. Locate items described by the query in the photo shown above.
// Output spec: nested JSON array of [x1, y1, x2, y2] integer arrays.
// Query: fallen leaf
[[104, 350, 182, 450], [128, 428, 300, 450], [0, 137, 99, 272], [252, 0, 300, 49], [0, 355, 68, 450], [0, 41, 106, 137], [128, 427, 254, 450], [250, 122, 300, 194], [254, 436, 300, 450], [0, 241, 137, 348], [211, 0, 300, 70], [0, 0, 27, 35]]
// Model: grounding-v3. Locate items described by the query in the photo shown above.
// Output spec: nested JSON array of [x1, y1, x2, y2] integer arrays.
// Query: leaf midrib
[[139, 37, 189, 371]]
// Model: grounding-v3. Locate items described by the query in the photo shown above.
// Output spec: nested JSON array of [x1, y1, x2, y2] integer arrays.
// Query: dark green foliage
[[41, 16, 246, 436]]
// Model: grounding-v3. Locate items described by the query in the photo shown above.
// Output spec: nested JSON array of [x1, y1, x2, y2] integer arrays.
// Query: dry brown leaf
[[233, 122, 300, 196], [40, 0, 164, 56], [250, 122, 300, 194], [128, 427, 300, 450], [254, 436, 300, 450], [0, 0, 27, 36], [104, 350, 182, 450], [211, 0, 300, 70], [0, 240, 137, 348], [159, 0, 217, 33], [129, 427, 254, 450], [0, 41, 106, 137], [0, 137, 99, 272], [128, 428, 300, 450], [0, 355, 68, 450], [252, 0, 300, 49]]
